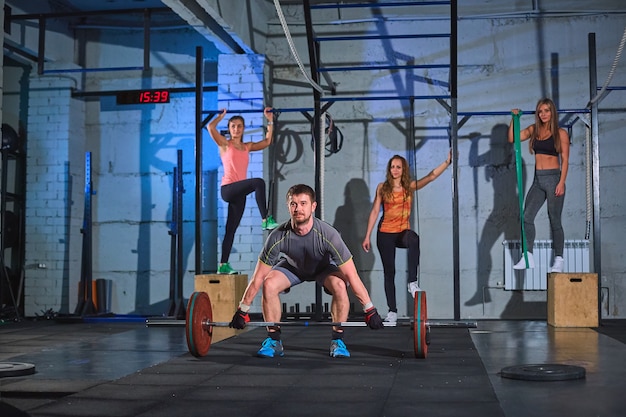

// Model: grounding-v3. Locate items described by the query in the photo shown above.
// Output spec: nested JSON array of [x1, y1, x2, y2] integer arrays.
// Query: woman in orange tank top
[[362, 152, 451, 323]]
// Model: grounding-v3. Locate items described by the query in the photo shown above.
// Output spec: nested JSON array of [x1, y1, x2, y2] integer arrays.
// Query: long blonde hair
[[529, 97, 561, 154], [381, 155, 411, 203]]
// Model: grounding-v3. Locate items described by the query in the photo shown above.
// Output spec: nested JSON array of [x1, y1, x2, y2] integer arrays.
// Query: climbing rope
[[589, 26, 626, 106], [273, 0, 324, 95]]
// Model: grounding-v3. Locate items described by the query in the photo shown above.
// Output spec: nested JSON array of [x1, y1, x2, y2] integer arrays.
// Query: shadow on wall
[[131, 136, 196, 316], [466, 123, 526, 308], [333, 178, 375, 310]]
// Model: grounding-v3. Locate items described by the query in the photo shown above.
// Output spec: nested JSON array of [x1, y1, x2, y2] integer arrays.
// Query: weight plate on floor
[[500, 364, 586, 381], [185, 291, 213, 357], [0, 362, 36, 378], [413, 291, 428, 359]]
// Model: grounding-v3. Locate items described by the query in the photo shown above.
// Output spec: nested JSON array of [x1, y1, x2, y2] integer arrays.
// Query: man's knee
[[324, 277, 348, 298], [262, 272, 290, 296]]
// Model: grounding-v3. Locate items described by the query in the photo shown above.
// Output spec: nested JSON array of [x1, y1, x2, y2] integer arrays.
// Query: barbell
[[146, 290, 477, 359]]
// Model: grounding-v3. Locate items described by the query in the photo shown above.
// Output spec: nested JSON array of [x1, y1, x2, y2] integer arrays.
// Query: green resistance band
[[512, 111, 529, 268]]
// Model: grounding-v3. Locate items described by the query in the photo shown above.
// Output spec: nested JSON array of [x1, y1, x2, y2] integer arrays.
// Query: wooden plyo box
[[547, 273, 598, 327], [194, 274, 248, 322]]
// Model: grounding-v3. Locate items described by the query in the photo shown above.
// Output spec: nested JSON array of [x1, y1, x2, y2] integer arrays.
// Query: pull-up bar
[[315, 33, 450, 42], [310, 1, 450, 9], [457, 108, 591, 130], [202, 106, 592, 129], [201, 108, 314, 115], [458, 108, 590, 117], [43, 66, 145, 74], [319, 63, 449, 72], [321, 94, 450, 102], [202, 94, 456, 117]]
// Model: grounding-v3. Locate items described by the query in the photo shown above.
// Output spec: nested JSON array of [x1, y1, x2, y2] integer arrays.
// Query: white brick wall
[[24, 76, 84, 317]]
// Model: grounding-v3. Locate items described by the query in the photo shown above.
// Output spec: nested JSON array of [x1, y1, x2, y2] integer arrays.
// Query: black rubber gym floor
[[1, 318, 625, 416]]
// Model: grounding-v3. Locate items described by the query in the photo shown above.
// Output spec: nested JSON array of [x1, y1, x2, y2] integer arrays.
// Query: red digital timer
[[116, 89, 170, 105]]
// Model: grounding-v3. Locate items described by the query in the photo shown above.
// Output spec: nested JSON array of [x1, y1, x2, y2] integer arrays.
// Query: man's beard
[[291, 212, 311, 226]]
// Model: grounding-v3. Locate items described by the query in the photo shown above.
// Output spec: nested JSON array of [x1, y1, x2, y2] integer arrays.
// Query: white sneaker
[[513, 252, 534, 269], [550, 256, 564, 273], [408, 281, 421, 297], [384, 311, 397, 323]]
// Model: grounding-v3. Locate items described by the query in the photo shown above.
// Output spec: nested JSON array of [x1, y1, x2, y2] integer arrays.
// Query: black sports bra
[[533, 135, 558, 156]]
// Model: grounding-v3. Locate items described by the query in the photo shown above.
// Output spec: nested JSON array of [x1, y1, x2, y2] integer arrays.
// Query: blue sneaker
[[257, 337, 284, 358], [329, 339, 351, 358]]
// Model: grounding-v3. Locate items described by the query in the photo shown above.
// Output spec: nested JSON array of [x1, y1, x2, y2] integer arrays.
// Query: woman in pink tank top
[[207, 107, 279, 275]]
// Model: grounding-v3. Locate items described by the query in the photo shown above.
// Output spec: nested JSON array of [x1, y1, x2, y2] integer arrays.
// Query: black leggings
[[220, 178, 268, 263], [376, 229, 420, 312]]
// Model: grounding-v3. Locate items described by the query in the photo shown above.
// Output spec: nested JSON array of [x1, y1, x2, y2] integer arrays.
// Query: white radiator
[[502, 240, 590, 290]]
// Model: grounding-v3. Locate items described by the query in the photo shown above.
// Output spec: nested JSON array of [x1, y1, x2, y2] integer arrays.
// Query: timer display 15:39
[[116, 89, 170, 105]]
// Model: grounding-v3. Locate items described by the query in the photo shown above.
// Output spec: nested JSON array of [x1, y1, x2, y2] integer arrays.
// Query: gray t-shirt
[[259, 217, 353, 280]]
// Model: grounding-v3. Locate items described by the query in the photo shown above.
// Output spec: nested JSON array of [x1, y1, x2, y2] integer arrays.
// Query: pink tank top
[[221, 142, 249, 186]]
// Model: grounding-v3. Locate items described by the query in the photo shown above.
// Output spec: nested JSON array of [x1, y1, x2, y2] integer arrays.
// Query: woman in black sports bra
[[507, 98, 570, 273]]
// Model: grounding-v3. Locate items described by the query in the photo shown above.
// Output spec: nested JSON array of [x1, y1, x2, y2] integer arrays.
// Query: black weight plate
[[185, 291, 213, 357], [413, 291, 428, 359], [0, 362, 36, 378], [500, 364, 586, 381]]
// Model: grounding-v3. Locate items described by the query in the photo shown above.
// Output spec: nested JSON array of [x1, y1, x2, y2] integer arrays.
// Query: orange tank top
[[379, 190, 411, 233], [221, 142, 249, 186]]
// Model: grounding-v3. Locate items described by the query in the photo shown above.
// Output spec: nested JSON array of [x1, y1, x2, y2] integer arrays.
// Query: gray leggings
[[523, 169, 565, 256]]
